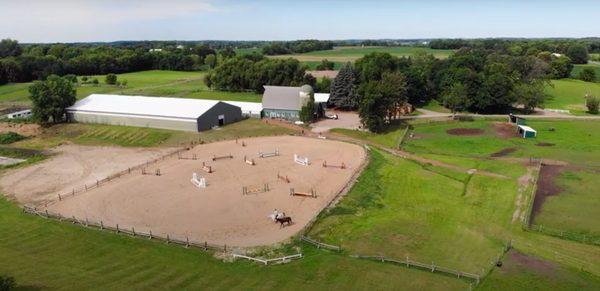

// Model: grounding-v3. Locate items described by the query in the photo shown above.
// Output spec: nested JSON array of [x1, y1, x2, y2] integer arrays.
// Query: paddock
[[43, 136, 366, 247]]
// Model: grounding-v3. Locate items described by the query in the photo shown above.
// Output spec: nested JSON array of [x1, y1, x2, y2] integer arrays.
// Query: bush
[[586, 95, 599, 114], [63, 74, 78, 83], [92, 78, 99, 85], [105, 73, 117, 85], [0, 275, 16, 291], [81, 76, 88, 82], [578, 67, 596, 82], [0, 132, 26, 144]]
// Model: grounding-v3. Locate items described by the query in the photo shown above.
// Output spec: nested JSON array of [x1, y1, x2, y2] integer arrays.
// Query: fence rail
[[522, 160, 542, 227], [526, 224, 600, 246], [22, 206, 229, 252], [301, 236, 341, 252], [352, 255, 480, 283], [232, 253, 302, 265]]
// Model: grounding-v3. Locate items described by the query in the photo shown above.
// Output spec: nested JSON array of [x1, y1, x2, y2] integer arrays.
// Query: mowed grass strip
[[12, 119, 296, 150], [533, 169, 600, 242], [309, 150, 518, 274], [0, 197, 469, 290], [269, 46, 455, 62]]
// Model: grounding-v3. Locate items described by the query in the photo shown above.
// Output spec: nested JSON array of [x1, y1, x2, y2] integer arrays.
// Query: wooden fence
[[526, 224, 599, 246], [396, 126, 411, 149], [301, 236, 341, 252], [232, 253, 302, 265], [46, 147, 189, 207], [22, 206, 229, 252], [352, 255, 480, 283]]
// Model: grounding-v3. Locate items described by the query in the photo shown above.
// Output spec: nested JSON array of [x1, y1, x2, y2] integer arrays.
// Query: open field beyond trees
[[545, 79, 600, 115], [0, 70, 262, 109], [269, 46, 455, 62]]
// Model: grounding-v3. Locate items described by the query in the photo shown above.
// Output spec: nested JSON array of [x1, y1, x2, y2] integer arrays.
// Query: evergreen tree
[[329, 62, 358, 109]]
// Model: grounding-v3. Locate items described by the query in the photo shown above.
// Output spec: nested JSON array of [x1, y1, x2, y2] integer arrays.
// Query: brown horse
[[276, 216, 293, 228]]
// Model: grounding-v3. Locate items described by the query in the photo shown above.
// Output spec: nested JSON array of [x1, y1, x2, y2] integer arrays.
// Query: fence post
[[132, 227, 136, 236], [406, 256, 409, 267], [100, 220, 103, 229], [85, 218, 89, 227], [167, 234, 170, 244], [116, 224, 119, 233], [58, 194, 62, 201], [186, 236, 189, 248], [45, 210, 49, 217], [149, 230, 153, 239], [204, 241, 208, 251]]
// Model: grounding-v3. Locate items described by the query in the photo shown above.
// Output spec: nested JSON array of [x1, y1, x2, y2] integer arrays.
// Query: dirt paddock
[[38, 136, 366, 247], [446, 128, 485, 136], [531, 164, 565, 222]]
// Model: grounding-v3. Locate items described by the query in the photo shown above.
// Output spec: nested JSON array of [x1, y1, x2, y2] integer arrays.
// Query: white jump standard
[[294, 154, 309, 166], [190, 172, 207, 188]]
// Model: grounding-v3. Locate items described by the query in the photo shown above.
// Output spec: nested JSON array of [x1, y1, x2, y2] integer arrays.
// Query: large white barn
[[67, 94, 246, 132]]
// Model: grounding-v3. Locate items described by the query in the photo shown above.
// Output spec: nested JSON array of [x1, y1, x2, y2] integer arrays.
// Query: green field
[[309, 150, 519, 274], [400, 119, 600, 167], [480, 250, 600, 290], [0, 70, 262, 108], [533, 168, 600, 242], [0, 196, 470, 290], [545, 79, 600, 114], [301, 61, 344, 70], [269, 46, 454, 62], [571, 64, 600, 81]]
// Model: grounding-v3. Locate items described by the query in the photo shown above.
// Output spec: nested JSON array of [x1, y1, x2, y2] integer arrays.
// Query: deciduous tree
[[29, 75, 76, 124]]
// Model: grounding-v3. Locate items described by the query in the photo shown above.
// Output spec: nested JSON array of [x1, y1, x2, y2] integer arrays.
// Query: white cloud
[[0, 0, 219, 42]]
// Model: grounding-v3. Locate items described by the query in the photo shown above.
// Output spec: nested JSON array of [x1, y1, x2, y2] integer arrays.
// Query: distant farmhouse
[[67, 94, 250, 132], [262, 85, 328, 121]]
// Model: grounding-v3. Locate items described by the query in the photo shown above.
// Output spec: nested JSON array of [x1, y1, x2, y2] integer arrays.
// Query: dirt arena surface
[[0, 122, 41, 137], [0, 144, 175, 205], [446, 128, 485, 136], [531, 164, 565, 221], [44, 136, 366, 247]]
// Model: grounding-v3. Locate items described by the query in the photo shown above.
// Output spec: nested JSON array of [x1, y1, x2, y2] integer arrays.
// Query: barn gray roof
[[262, 86, 303, 111]]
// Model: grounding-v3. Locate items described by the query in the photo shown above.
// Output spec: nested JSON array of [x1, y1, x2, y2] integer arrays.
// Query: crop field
[[269, 46, 455, 62], [0, 70, 262, 109], [545, 79, 600, 115]]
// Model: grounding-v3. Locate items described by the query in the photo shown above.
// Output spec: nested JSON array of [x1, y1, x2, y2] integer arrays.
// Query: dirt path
[[512, 166, 536, 223]]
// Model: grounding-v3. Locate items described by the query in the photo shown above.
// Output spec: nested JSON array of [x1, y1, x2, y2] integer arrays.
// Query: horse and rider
[[269, 209, 293, 228]]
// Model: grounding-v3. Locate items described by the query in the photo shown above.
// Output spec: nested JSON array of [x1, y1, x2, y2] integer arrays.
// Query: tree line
[[428, 38, 597, 64], [204, 54, 315, 93], [330, 47, 569, 132], [262, 40, 335, 55], [0, 39, 235, 84]]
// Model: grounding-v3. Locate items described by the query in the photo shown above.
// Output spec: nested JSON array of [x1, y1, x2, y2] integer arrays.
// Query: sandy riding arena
[[37, 136, 366, 247], [0, 145, 175, 205]]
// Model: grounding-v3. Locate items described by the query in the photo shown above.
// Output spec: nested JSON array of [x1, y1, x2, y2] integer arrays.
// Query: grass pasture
[[269, 46, 454, 62], [532, 168, 600, 243], [400, 119, 600, 167], [479, 250, 600, 291], [309, 150, 519, 274], [545, 79, 600, 115], [0, 70, 262, 108]]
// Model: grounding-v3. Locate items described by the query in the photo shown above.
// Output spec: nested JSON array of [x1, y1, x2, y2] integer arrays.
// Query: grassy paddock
[[309, 150, 519, 274], [571, 64, 600, 81], [532, 169, 600, 242]]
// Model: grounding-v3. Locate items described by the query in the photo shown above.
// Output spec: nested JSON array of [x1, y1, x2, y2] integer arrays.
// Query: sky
[[1, 0, 599, 43]]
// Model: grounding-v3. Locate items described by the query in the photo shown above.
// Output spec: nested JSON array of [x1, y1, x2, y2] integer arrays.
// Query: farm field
[[545, 79, 600, 115], [269, 46, 455, 62], [0, 70, 262, 109]]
